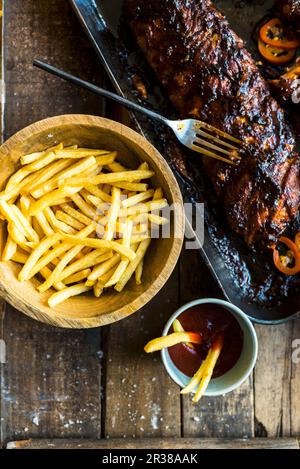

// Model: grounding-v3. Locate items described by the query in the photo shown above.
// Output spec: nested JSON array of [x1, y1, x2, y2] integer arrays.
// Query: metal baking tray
[[70, 0, 300, 324]]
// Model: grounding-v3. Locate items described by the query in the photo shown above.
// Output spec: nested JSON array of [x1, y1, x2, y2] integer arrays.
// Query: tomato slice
[[258, 39, 296, 65], [273, 236, 300, 275], [260, 18, 300, 49]]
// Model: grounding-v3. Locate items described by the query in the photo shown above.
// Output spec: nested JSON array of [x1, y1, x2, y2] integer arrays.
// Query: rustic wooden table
[[0, 0, 299, 449]]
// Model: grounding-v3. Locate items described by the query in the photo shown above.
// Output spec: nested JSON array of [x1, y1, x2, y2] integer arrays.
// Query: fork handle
[[33, 60, 168, 126]]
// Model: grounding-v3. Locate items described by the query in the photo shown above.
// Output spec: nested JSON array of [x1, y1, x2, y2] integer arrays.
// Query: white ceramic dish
[[161, 298, 258, 396]]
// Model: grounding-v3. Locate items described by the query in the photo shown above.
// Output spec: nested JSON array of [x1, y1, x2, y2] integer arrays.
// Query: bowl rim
[[161, 297, 258, 396], [0, 114, 185, 328]]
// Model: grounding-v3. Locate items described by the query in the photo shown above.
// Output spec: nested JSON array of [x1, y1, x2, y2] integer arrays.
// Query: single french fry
[[53, 148, 110, 159], [135, 259, 143, 285], [34, 211, 55, 236], [20, 143, 64, 165], [0, 200, 28, 240], [63, 169, 154, 187], [153, 187, 163, 200], [57, 250, 113, 283], [70, 193, 95, 219], [55, 210, 85, 231], [48, 283, 92, 308], [61, 235, 136, 261], [60, 204, 91, 226], [172, 319, 194, 349], [110, 182, 149, 192], [121, 189, 154, 208], [18, 233, 61, 281], [2, 235, 17, 261], [85, 185, 111, 203], [106, 161, 127, 172], [11, 250, 28, 264], [44, 207, 77, 235], [87, 253, 120, 283], [19, 195, 31, 219], [7, 222, 32, 253], [31, 156, 97, 198], [93, 281, 104, 298], [11, 205, 39, 243], [144, 332, 202, 353], [193, 335, 224, 402], [180, 351, 212, 395], [32, 218, 45, 239], [103, 187, 121, 240], [148, 213, 169, 226], [119, 199, 168, 218], [29, 186, 81, 216], [94, 152, 117, 165], [104, 221, 134, 287], [115, 238, 151, 292], [64, 269, 91, 285]]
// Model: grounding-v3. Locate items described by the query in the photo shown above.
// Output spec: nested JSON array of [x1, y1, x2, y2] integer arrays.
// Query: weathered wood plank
[[6, 437, 299, 450], [103, 268, 181, 439], [291, 318, 300, 436], [254, 324, 292, 437], [180, 248, 255, 438], [1, 0, 104, 447]]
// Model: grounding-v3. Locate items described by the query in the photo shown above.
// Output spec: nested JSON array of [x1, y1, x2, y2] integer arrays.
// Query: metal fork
[[33, 60, 242, 165]]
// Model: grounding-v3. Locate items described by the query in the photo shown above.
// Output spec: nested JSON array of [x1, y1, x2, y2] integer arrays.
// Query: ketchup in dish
[[168, 303, 243, 378]]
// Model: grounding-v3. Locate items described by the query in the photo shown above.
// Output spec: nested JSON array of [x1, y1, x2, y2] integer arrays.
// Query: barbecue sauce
[[168, 304, 243, 378]]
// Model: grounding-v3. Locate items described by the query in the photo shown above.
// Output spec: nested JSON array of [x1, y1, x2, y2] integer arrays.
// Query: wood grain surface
[[6, 437, 300, 450], [0, 0, 299, 449]]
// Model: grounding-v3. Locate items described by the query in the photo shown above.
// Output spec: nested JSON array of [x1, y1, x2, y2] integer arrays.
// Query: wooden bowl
[[0, 115, 184, 328]]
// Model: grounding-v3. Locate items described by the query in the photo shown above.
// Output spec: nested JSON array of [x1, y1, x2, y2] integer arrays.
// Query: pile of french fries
[[0, 142, 169, 308]]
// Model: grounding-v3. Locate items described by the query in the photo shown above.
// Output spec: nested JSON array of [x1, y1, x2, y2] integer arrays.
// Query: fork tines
[[193, 121, 242, 165]]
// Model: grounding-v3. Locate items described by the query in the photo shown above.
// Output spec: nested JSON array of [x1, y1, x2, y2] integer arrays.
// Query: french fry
[[87, 253, 121, 283], [192, 335, 224, 403], [93, 281, 103, 298], [34, 211, 55, 236], [2, 235, 17, 261], [85, 185, 111, 203], [119, 199, 168, 218], [103, 187, 121, 240], [70, 193, 95, 219], [115, 238, 151, 292], [48, 283, 92, 308], [148, 213, 169, 225], [18, 233, 61, 282], [105, 221, 133, 287], [172, 319, 194, 349], [144, 332, 202, 353], [61, 235, 136, 261], [64, 269, 91, 285], [53, 148, 110, 159], [180, 350, 212, 395], [11, 205, 39, 243], [135, 259, 143, 285], [63, 169, 154, 187], [0, 200, 29, 240], [57, 250, 113, 283], [20, 143, 64, 165], [60, 204, 91, 226], [31, 156, 97, 198], [44, 207, 77, 235], [27, 223, 95, 280], [55, 210, 85, 231], [106, 161, 127, 172], [7, 222, 32, 252], [110, 182, 149, 192], [29, 187, 81, 216], [121, 189, 154, 208], [22, 159, 72, 195]]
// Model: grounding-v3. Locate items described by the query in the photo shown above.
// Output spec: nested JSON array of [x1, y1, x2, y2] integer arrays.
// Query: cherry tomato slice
[[258, 39, 296, 65], [260, 18, 300, 49]]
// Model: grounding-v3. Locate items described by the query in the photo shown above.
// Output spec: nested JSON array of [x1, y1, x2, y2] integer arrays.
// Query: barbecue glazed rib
[[126, 0, 300, 248]]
